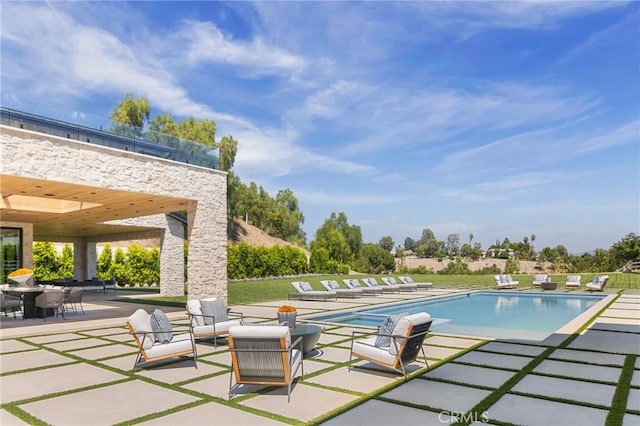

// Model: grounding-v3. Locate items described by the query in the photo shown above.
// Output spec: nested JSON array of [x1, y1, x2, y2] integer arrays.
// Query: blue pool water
[[311, 292, 605, 340]]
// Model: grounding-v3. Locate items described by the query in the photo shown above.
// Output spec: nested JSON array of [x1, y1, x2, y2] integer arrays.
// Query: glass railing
[[1, 95, 219, 170]]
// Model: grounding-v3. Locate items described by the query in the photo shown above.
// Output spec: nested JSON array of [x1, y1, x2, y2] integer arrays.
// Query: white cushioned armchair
[[348, 312, 432, 378], [186, 297, 243, 348], [126, 308, 197, 369]]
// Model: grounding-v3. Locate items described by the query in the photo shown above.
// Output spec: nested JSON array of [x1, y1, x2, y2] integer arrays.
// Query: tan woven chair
[[228, 325, 304, 402]]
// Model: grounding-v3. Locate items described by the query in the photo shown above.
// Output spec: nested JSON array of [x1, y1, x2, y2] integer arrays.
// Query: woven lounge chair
[[565, 275, 582, 289], [289, 281, 337, 301], [532, 274, 549, 287], [320, 280, 363, 298], [586, 275, 609, 292], [228, 325, 304, 402], [494, 274, 519, 289], [343, 278, 383, 296], [363, 277, 400, 293], [126, 308, 197, 369], [186, 298, 243, 348], [348, 312, 432, 378], [381, 276, 417, 292], [398, 276, 432, 289]]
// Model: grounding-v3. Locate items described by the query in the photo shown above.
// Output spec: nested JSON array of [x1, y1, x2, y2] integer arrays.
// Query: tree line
[[106, 94, 639, 279]]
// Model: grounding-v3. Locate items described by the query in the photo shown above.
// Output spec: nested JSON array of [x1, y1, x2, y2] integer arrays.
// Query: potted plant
[[7, 268, 33, 287], [277, 305, 297, 329]]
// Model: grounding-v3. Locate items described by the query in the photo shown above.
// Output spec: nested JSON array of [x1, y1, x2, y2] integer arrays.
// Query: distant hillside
[[228, 219, 309, 256]]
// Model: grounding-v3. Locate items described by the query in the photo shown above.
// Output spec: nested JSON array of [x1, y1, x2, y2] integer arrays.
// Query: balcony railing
[[1, 98, 218, 170]]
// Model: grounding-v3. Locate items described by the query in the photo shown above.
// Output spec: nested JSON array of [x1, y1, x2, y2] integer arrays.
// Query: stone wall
[[1, 126, 227, 299]]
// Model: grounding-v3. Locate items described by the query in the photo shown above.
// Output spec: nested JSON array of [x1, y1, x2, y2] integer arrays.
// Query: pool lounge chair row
[[289, 277, 434, 300], [530, 274, 609, 291]]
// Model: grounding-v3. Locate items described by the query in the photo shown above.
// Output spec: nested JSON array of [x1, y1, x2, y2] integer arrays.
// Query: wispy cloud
[[175, 20, 306, 78]]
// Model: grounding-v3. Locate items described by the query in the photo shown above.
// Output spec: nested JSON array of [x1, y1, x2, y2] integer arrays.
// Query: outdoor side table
[[290, 324, 324, 356], [541, 282, 557, 291]]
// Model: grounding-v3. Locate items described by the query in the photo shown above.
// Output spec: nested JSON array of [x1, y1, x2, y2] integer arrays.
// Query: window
[[1, 227, 22, 282]]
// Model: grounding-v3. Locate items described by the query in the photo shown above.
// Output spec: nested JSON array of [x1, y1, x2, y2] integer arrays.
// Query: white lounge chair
[[320, 280, 363, 298], [348, 312, 432, 378], [494, 274, 519, 289], [228, 325, 304, 402], [586, 275, 609, 292], [186, 298, 243, 348], [398, 276, 433, 290], [565, 275, 582, 289], [126, 308, 197, 369], [363, 277, 400, 293], [381, 276, 417, 292], [532, 274, 549, 287], [343, 278, 383, 296], [289, 281, 337, 301]]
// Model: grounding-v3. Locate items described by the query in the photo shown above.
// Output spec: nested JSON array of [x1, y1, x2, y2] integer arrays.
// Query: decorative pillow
[[328, 281, 340, 289], [300, 282, 313, 292], [200, 298, 228, 325], [375, 314, 403, 348], [186, 299, 204, 327], [240, 321, 283, 326], [500, 275, 510, 283], [150, 309, 173, 344]]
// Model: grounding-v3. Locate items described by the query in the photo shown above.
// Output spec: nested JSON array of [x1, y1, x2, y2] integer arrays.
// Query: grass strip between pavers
[[453, 345, 557, 426], [605, 354, 637, 426]]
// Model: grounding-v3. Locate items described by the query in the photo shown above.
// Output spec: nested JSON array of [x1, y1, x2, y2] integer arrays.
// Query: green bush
[[355, 243, 396, 273], [227, 242, 309, 279], [437, 257, 471, 275], [309, 247, 348, 274]]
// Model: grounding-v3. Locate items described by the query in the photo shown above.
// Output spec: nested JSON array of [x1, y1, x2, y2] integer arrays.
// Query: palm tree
[[530, 234, 536, 257]]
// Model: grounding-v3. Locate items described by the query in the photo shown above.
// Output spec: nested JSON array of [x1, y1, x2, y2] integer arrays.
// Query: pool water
[[311, 291, 605, 340]]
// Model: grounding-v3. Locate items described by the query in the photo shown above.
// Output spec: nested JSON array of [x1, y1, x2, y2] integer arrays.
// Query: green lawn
[[121, 272, 640, 307]]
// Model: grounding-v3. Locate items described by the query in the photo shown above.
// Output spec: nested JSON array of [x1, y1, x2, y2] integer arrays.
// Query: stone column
[[159, 215, 186, 297]]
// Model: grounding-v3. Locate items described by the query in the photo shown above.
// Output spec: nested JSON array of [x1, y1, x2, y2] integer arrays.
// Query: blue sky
[[2, 1, 638, 254]]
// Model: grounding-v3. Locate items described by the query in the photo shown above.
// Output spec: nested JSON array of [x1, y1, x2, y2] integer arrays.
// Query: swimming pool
[[311, 291, 606, 340]]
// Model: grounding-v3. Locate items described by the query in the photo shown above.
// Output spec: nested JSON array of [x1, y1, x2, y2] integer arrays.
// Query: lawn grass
[[120, 272, 640, 307]]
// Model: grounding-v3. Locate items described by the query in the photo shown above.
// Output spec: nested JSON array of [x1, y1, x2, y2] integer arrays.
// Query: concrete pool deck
[[1, 287, 639, 425]]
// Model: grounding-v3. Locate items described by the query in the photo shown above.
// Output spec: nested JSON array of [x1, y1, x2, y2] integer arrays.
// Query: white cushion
[[186, 299, 204, 326], [192, 319, 241, 336], [352, 336, 396, 365], [229, 325, 291, 348], [128, 309, 154, 350], [389, 312, 431, 355], [145, 333, 193, 359]]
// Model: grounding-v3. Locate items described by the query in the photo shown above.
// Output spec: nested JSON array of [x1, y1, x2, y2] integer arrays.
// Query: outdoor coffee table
[[290, 324, 324, 356], [541, 281, 557, 291]]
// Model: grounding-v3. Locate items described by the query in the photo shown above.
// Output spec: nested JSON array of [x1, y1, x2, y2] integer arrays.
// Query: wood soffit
[[0, 175, 194, 237]]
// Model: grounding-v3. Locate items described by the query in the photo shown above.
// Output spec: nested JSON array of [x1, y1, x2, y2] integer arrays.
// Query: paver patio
[[1, 287, 638, 425]]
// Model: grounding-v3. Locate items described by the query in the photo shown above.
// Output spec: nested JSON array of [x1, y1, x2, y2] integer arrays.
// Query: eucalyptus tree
[[378, 236, 394, 252]]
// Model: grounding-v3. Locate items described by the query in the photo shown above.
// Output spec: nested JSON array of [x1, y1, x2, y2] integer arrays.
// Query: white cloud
[[175, 20, 306, 78]]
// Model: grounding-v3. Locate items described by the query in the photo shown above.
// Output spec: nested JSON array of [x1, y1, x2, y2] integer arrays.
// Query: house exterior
[[0, 108, 228, 300]]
